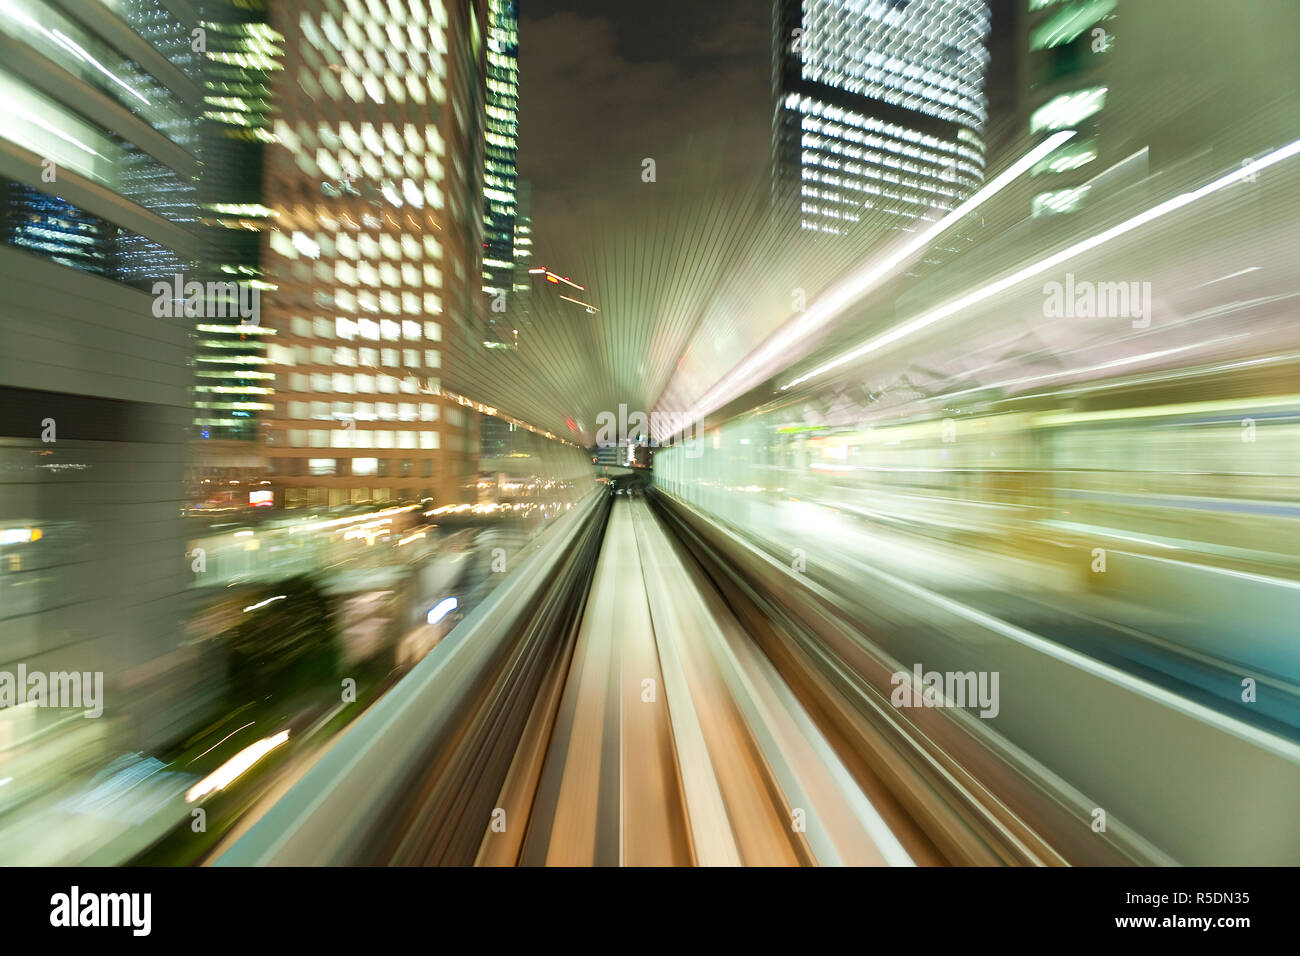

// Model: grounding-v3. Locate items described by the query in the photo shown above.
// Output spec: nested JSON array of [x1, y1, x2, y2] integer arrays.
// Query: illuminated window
[[1033, 142, 1098, 175], [1029, 1, 1116, 51], [1032, 185, 1090, 216], [1031, 87, 1107, 132]]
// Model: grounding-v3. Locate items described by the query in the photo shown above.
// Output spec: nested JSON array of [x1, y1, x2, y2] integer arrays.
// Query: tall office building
[[189, 2, 284, 507], [1020, 0, 1297, 218], [261, 0, 487, 510], [511, 177, 532, 309], [0, 0, 203, 748], [772, 0, 992, 239], [483, 174, 531, 352], [482, 0, 519, 346], [195, 2, 282, 443], [1019, 0, 1117, 217]]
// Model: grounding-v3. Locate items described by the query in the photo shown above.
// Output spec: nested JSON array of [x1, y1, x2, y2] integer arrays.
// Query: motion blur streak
[[186, 732, 290, 804], [513, 498, 911, 866], [652, 144, 1300, 864], [7, 0, 1300, 870], [219, 115, 1300, 871], [783, 137, 1300, 391], [677, 129, 1078, 430]]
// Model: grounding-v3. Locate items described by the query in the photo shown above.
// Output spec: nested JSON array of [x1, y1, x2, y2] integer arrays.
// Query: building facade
[[0, 0, 204, 748], [194, 1, 282, 444], [510, 175, 532, 330], [261, 0, 488, 510], [188, 1, 283, 510], [1019, 0, 1118, 217], [482, 0, 520, 347], [772, 0, 992, 242], [482, 0, 519, 294], [1020, 0, 1299, 217]]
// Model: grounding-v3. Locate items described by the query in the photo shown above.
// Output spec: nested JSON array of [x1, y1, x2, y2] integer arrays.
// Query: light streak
[[782, 138, 1300, 391]]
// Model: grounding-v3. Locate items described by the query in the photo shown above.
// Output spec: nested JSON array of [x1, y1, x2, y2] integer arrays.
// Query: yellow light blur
[[185, 731, 291, 803]]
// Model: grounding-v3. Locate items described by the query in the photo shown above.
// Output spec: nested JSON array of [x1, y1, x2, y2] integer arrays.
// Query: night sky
[[519, 0, 1018, 268], [494, 0, 1023, 432], [518, 0, 771, 259]]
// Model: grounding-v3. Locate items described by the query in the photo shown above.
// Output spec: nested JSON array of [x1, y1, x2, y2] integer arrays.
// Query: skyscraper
[[188, 2, 283, 508], [0, 0, 203, 747], [195, 3, 283, 444], [511, 176, 533, 313], [1019, 0, 1116, 217], [1020, 0, 1298, 218], [772, 0, 992, 239], [482, 0, 520, 346], [261, 0, 488, 510]]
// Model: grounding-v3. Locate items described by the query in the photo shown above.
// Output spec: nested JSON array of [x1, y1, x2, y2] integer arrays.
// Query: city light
[[1, 0, 1297, 900], [427, 597, 458, 625], [185, 731, 291, 803], [783, 137, 1300, 390]]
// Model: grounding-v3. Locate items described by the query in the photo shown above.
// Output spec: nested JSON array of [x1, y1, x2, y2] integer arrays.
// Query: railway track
[[481, 496, 915, 867]]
